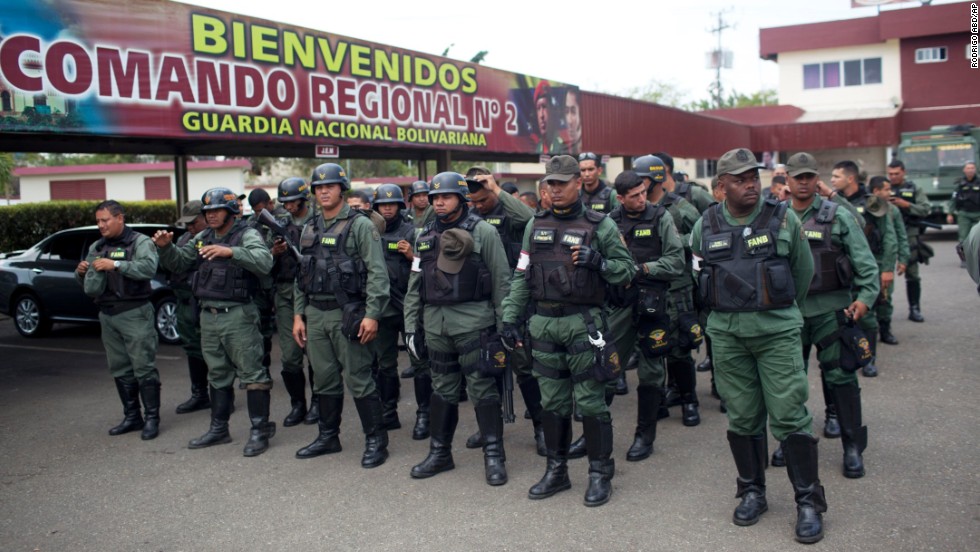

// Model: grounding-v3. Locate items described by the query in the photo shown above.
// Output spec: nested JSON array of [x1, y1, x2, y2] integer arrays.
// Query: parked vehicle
[[0, 224, 184, 344], [897, 124, 980, 223]]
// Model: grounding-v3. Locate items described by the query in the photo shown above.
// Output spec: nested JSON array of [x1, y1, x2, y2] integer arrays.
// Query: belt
[[309, 298, 341, 311], [534, 303, 596, 318], [205, 305, 242, 315]]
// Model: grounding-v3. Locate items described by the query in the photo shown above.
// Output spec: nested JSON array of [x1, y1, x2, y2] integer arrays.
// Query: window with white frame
[[915, 47, 947, 63], [803, 58, 882, 89]]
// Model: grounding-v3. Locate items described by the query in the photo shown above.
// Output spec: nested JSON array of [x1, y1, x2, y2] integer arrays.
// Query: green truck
[[897, 124, 980, 224]]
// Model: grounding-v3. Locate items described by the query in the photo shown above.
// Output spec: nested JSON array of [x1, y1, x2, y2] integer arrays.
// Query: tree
[[619, 80, 689, 108], [0, 152, 14, 203], [686, 89, 778, 111]]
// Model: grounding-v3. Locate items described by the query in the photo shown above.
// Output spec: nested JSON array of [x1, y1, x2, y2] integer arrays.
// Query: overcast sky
[[180, 0, 965, 105]]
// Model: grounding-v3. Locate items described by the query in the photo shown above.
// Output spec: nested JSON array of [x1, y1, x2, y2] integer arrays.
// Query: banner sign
[[0, 0, 583, 155]]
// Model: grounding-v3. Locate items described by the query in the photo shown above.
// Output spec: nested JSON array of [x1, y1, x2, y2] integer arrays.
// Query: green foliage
[[613, 79, 778, 111], [0, 200, 177, 253], [0, 153, 13, 199], [621, 80, 689, 108], [687, 89, 778, 111]]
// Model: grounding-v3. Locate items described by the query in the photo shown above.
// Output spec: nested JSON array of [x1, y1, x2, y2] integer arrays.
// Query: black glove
[[500, 323, 523, 351], [574, 245, 606, 272]]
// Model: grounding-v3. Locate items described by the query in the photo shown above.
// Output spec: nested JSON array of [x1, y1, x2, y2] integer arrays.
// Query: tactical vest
[[297, 211, 367, 304], [525, 209, 606, 305], [93, 228, 153, 305], [699, 199, 796, 312], [381, 215, 416, 310], [479, 201, 522, 269], [675, 181, 692, 202], [582, 184, 614, 213], [608, 204, 669, 308], [848, 194, 884, 255], [417, 213, 493, 306], [167, 232, 196, 290], [894, 181, 921, 226], [801, 200, 853, 294], [954, 178, 980, 211], [274, 215, 304, 283], [192, 222, 259, 303]]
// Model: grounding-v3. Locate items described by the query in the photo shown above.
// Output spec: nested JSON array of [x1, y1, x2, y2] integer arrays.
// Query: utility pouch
[[675, 310, 704, 351], [478, 328, 508, 378], [340, 301, 366, 342]]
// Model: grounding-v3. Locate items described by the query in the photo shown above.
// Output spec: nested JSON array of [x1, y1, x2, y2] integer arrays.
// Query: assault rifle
[[255, 209, 302, 261]]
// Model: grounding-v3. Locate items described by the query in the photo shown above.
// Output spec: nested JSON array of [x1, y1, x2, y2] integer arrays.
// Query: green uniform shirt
[[411, 205, 436, 229], [965, 221, 980, 286], [501, 208, 637, 324], [946, 176, 980, 214], [682, 182, 716, 214], [494, 188, 537, 239], [656, 193, 701, 291], [403, 215, 511, 336], [895, 179, 931, 237], [581, 181, 620, 214], [292, 203, 390, 320], [77, 230, 159, 296], [792, 197, 880, 317], [158, 221, 273, 309], [889, 204, 911, 265], [690, 199, 814, 337]]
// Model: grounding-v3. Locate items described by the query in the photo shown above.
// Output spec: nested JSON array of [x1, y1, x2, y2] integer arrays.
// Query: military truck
[[896, 124, 980, 224]]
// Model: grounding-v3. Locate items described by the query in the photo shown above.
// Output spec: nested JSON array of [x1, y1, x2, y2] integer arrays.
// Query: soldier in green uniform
[[153, 188, 276, 456], [877, 178, 910, 344], [501, 155, 636, 507], [784, 152, 879, 480], [290, 163, 391, 468], [887, 159, 931, 322], [409, 180, 436, 230], [372, 183, 427, 436], [605, 169, 686, 462], [866, 177, 904, 348], [947, 161, 980, 254], [655, 152, 715, 215], [640, 155, 705, 427], [404, 172, 512, 486], [690, 148, 824, 544], [76, 200, 161, 440], [461, 166, 546, 457], [268, 178, 317, 427], [577, 152, 620, 215], [171, 200, 210, 414], [245, 189, 277, 381]]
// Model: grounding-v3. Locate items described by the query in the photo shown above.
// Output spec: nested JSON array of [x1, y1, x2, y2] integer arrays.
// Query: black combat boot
[[296, 394, 343, 458], [188, 386, 233, 449], [614, 371, 629, 395], [354, 394, 389, 468], [378, 371, 402, 430], [243, 388, 276, 457], [727, 431, 769, 526], [138, 378, 161, 441], [280, 370, 308, 427], [412, 373, 432, 440], [465, 430, 485, 449], [411, 393, 458, 478], [569, 390, 614, 459], [879, 320, 899, 345], [583, 415, 615, 507], [696, 355, 712, 372], [303, 364, 318, 425], [627, 385, 663, 462], [771, 442, 785, 467], [475, 398, 507, 486], [907, 280, 924, 322], [862, 334, 879, 378], [783, 432, 827, 544], [175, 356, 210, 414], [821, 375, 840, 438], [673, 358, 700, 426], [400, 364, 416, 379], [517, 375, 546, 457], [109, 377, 144, 436], [528, 410, 572, 499], [831, 384, 867, 479]]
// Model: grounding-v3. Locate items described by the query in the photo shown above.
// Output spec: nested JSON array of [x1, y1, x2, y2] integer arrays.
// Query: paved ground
[[0, 232, 976, 551]]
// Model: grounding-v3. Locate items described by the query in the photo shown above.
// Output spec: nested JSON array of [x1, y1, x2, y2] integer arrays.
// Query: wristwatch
[[113, 260, 121, 270]]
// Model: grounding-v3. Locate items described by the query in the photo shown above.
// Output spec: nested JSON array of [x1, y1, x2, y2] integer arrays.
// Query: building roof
[[760, 2, 971, 60], [700, 105, 806, 126], [13, 159, 251, 177]]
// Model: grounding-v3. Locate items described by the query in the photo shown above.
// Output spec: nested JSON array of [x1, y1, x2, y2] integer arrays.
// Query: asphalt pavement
[[0, 232, 976, 551]]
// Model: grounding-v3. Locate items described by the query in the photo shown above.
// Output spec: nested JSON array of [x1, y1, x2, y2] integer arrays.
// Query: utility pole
[[708, 10, 732, 109]]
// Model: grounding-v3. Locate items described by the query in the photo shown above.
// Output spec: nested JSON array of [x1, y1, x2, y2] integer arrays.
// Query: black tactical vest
[[848, 193, 884, 256], [525, 209, 606, 305], [297, 211, 367, 304], [894, 181, 921, 226], [801, 200, 853, 294], [954, 178, 980, 211], [191, 222, 259, 303], [381, 215, 416, 310], [93, 227, 153, 305], [274, 215, 304, 283], [675, 181, 692, 202], [417, 213, 493, 306], [479, 201, 522, 269], [167, 232, 196, 290], [582, 183, 614, 213], [608, 204, 669, 307], [698, 199, 796, 312]]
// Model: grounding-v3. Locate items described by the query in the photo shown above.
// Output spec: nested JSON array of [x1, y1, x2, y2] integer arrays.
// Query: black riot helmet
[[428, 172, 470, 201], [373, 183, 407, 210], [309, 163, 350, 192], [201, 187, 241, 214], [278, 177, 309, 203], [632, 155, 668, 186], [408, 180, 429, 198]]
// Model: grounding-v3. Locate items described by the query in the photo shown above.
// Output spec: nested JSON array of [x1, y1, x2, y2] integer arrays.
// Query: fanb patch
[[560, 233, 583, 247], [634, 228, 652, 238], [745, 234, 770, 248], [108, 249, 126, 259]]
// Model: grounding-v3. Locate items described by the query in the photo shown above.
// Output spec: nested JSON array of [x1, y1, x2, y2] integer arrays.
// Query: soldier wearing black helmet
[[270, 177, 318, 427], [153, 188, 276, 457], [372, 183, 431, 438], [408, 180, 435, 229], [403, 172, 513, 486], [245, 189, 277, 385], [291, 163, 392, 469]]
